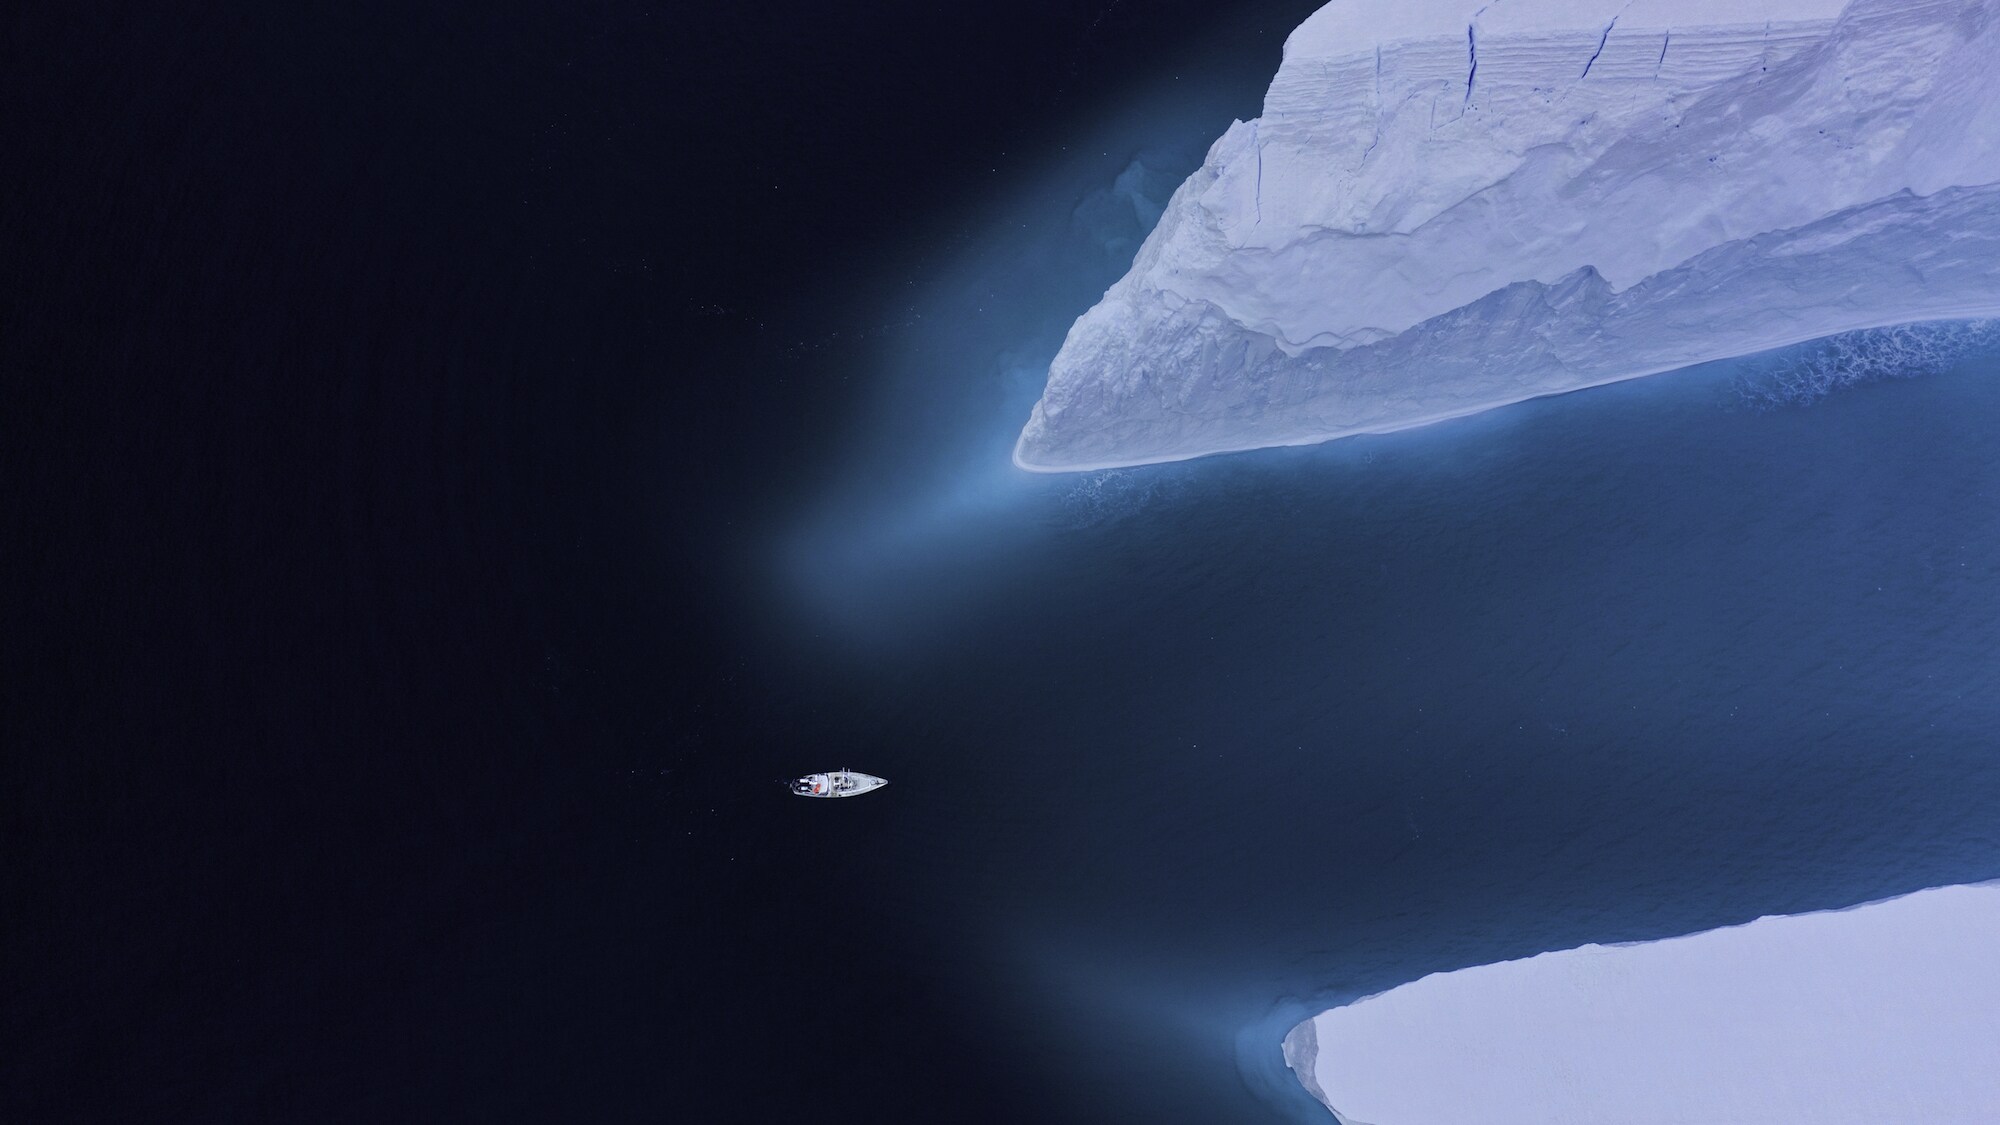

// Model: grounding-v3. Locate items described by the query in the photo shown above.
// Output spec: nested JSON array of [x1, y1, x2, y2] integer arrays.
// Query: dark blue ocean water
[[750, 146, 2000, 1120], [13, 6, 1997, 1122]]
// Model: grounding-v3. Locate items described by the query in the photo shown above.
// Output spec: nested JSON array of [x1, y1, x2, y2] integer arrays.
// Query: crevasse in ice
[[1016, 0, 2000, 471]]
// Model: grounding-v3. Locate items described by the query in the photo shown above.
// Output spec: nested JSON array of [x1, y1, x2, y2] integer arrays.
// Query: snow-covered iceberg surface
[[1016, 0, 2000, 471], [1283, 881, 2000, 1124]]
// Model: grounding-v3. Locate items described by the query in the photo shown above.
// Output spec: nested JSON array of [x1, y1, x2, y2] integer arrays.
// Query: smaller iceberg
[[1283, 881, 2000, 1124]]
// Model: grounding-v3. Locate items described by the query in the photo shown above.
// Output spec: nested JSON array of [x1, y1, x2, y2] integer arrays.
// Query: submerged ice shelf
[[1283, 881, 2000, 1124], [1016, 0, 2000, 470]]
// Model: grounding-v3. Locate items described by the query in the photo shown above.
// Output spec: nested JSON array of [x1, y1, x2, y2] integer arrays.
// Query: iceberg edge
[[1286, 881, 2000, 1125], [1018, 0, 2000, 472]]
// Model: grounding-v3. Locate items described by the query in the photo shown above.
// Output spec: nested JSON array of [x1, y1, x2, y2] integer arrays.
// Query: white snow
[[1282, 881, 2000, 1125], [1016, 0, 2000, 471]]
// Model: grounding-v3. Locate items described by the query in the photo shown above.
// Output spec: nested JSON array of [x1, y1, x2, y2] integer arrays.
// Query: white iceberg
[[1283, 880, 2000, 1124], [1016, 0, 2000, 471]]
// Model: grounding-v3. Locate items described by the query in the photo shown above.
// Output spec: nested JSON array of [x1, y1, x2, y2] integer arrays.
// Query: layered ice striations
[[1283, 881, 2000, 1124], [1015, 0, 2000, 471]]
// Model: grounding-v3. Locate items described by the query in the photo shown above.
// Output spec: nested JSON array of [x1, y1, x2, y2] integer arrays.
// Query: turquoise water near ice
[[790, 333, 2000, 1121], [767, 145, 2000, 1117]]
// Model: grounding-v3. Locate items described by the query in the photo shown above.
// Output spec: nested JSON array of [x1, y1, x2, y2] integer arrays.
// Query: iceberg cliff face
[[1283, 881, 2000, 1125], [1016, 0, 2000, 471]]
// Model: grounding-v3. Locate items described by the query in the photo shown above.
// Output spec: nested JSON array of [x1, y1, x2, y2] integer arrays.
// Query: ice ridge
[[1016, 0, 2000, 471]]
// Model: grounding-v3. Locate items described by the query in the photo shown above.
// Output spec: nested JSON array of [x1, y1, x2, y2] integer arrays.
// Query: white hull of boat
[[791, 770, 888, 798]]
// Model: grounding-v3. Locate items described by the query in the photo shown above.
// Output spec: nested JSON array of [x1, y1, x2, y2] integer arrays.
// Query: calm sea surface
[[19, 8, 1994, 1121], [748, 176, 2000, 1120]]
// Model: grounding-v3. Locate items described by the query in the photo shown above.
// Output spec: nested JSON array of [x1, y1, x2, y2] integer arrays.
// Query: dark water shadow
[[764, 62, 2000, 1125]]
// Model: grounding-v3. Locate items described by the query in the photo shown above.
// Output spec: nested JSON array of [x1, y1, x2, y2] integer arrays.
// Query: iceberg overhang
[[1016, 0, 2000, 471]]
